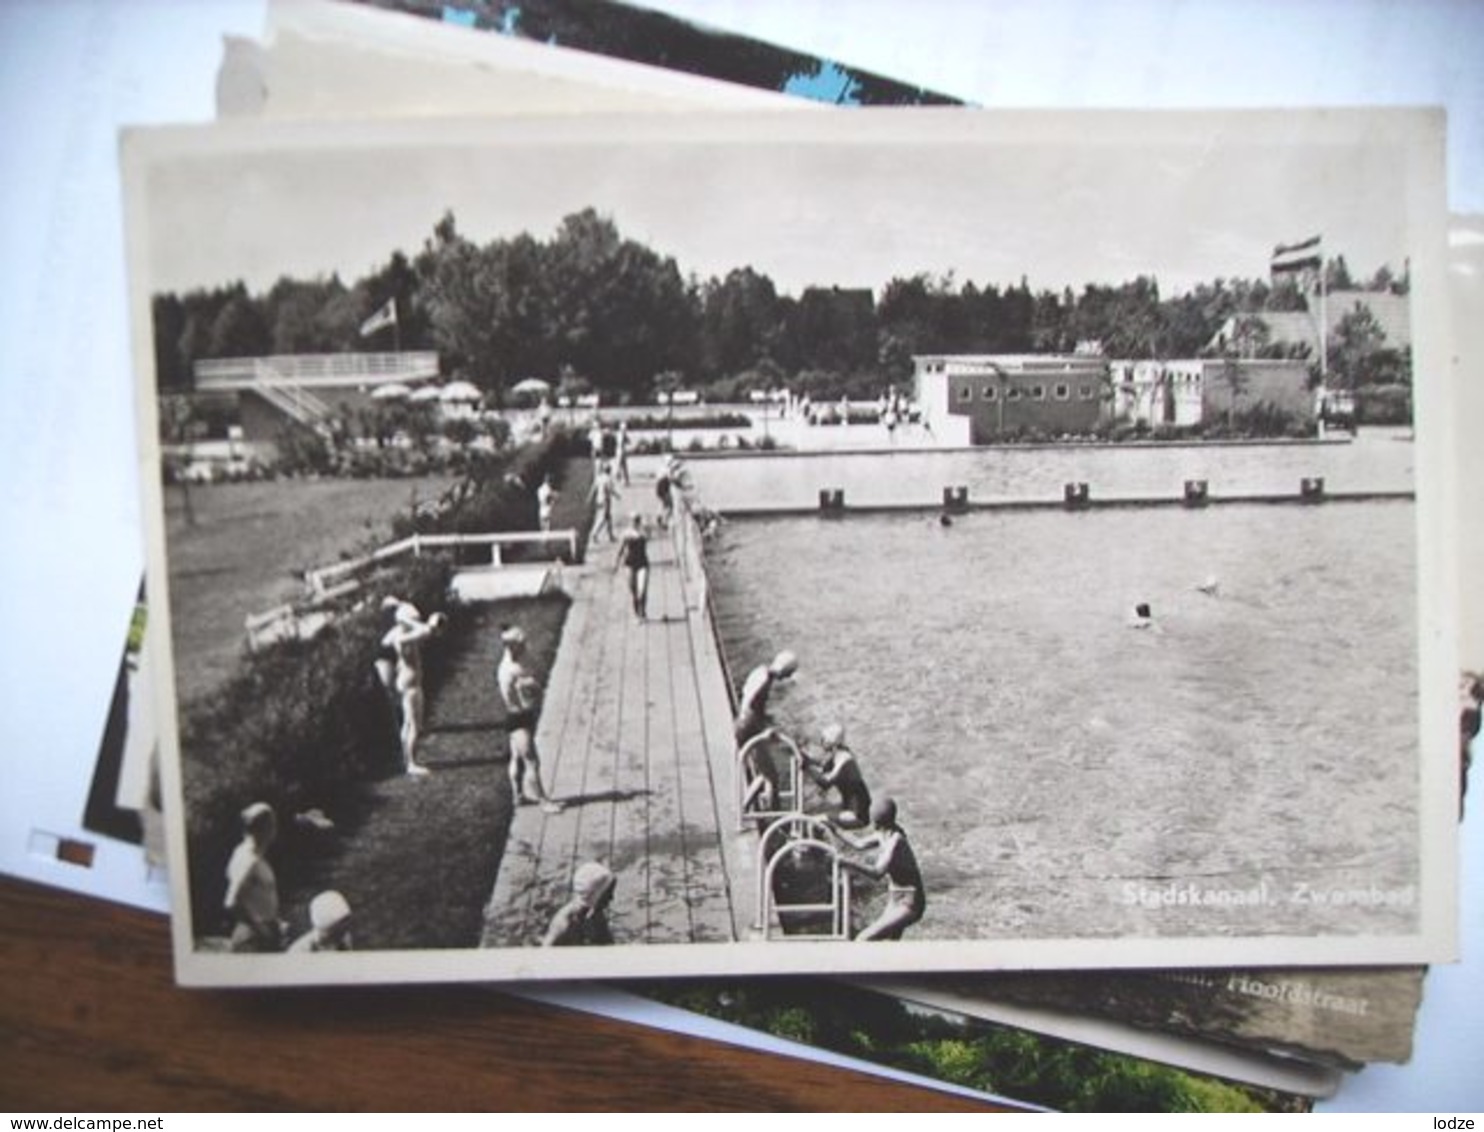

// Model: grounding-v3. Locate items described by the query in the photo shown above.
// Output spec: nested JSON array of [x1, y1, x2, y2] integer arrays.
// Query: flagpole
[[1318, 258, 1327, 384]]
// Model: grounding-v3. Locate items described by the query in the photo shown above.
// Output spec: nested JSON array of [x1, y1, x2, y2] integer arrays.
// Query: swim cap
[[772, 650, 799, 677], [821, 723, 845, 748], [573, 861, 616, 908], [870, 796, 898, 827], [309, 890, 352, 931], [500, 625, 526, 646], [241, 801, 275, 833]]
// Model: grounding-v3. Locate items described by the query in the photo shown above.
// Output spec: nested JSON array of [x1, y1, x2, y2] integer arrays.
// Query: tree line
[[153, 208, 1408, 402]]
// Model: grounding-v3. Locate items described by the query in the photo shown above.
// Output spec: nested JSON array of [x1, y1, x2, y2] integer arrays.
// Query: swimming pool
[[702, 481, 1418, 942]]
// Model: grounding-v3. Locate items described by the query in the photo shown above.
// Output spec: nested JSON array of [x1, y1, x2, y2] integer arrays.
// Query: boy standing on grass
[[496, 625, 564, 815], [536, 474, 559, 533], [225, 802, 284, 952], [381, 605, 445, 777]]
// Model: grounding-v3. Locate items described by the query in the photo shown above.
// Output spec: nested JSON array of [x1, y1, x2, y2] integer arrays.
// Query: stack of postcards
[[14, 0, 1479, 1113]]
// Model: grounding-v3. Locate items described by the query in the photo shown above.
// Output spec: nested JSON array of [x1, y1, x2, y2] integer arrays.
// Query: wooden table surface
[[0, 878, 1009, 1112]]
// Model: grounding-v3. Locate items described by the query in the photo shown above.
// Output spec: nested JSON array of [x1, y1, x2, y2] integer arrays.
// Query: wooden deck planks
[[480, 516, 746, 950]]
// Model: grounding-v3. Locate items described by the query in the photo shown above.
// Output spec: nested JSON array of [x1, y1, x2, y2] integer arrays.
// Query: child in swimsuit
[[614, 513, 650, 621]]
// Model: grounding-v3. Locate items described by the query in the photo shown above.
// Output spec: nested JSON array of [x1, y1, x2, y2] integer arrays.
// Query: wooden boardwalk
[[480, 518, 753, 948]]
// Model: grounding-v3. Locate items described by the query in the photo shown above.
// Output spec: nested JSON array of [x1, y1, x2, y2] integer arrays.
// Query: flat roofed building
[[1110, 357, 1313, 429], [914, 354, 1107, 444]]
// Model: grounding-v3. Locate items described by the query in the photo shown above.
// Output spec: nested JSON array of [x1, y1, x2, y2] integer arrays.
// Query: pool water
[[706, 496, 1419, 942], [687, 427, 1415, 510]]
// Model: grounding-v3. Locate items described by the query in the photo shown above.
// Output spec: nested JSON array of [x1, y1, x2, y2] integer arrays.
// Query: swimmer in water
[[1127, 602, 1154, 629], [1196, 574, 1220, 597], [835, 796, 925, 941], [801, 722, 872, 828]]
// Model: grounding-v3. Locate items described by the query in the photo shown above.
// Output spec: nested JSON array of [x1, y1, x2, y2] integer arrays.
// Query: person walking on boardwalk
[[381, 604, 445, 777], [614, 420, 631, 485], [588, 417, 608, 468], [589, 460, 620, 544], [654, 455, 676, 530], [541, 860, 616, 946], [836, 796, 925, 941], [536, 474, 559, 533], [224, 802, 284, 952], [496, 625, 563, 814], [615, 512, 650, 622], [802, 722, 872, 828]]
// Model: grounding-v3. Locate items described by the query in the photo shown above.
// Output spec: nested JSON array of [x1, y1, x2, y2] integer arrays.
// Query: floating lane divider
[[723, 479, 1412, 519]]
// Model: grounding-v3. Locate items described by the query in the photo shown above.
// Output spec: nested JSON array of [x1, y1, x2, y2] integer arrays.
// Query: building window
[[957, 385, 972, 402], [1005, 386, 1022, 401], [1030, 384, 1045, 400], [982, 384, 997, 400], [1079, 384, 1096, 399], [1053, 383, 1070, 400]]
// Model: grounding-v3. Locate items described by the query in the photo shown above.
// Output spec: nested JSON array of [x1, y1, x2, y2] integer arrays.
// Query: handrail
[[304, 529, 580, 597], [760, 837, 851, 941], [735, 730, 804, 831], [755, 814, 837, 934], [195, 352, 440, 388]]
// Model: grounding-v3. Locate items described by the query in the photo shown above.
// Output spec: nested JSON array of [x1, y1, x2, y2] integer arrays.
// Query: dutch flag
[[1270, 235, 1322, 276]]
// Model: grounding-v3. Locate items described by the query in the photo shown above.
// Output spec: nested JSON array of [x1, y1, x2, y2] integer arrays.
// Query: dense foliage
[[644, 980, 1295, 1113], [153, 210, 1410, 405]]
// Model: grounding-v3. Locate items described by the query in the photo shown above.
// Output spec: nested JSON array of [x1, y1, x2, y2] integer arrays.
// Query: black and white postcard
[[122, 108, 1456, 985]]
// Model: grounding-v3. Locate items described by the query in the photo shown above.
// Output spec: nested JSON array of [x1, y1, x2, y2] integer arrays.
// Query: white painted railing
[[195, 352, 440, 389], [303, 529, 580, 598], [245, 528, 580, 650]]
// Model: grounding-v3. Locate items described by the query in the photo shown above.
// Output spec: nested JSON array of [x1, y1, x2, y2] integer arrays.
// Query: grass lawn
[[278, 596, 569, 950], [262, 458, 596, 950], [165, 475, 458, 705]]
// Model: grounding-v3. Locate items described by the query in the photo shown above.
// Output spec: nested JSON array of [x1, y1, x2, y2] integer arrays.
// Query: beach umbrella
[[511, 376, 552, 396], [440, 380, 482, 402], [409, 384, 444, 403], [370, 382, 411, 400]]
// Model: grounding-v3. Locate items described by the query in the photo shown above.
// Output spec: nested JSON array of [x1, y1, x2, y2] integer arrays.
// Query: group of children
[[734, 650, 928, 942], [222, 802, 353, 953], [221, 440, 930, 953]]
